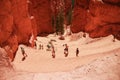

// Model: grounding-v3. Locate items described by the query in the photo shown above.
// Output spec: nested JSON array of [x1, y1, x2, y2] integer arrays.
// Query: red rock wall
[[0, 0, 120, 61], [64, 0, 72, 13], [0, 0, 54, 61], [102, 0, 120, 4], [0, 0, 16, 61], [0, 0, 33, 61], [29, 0, 53, 34], [72, 0, 120, 40], [71, 0, 89, 32], [85, 0, 120, 38], [0, 0, 13, 45], [11, 0, 33, 44]]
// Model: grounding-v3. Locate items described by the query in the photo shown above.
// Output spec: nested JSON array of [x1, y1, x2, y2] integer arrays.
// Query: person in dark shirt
[[52, 46, 55, 58], [64, 44, 69, 57], [20, 47, 28, 61], [76, 48, 79, 57]]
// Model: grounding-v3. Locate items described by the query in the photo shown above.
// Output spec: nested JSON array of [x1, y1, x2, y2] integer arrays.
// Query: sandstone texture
[[0, 0, 120, 61], [0, 0, 54, 61], [29, 0, 53, 34], [71, 0, 120, 40]]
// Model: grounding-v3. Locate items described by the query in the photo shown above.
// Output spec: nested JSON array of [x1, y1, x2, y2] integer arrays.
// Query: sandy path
[[13, 35, 120, 73]]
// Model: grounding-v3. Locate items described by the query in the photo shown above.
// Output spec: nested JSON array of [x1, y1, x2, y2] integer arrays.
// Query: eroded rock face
[[0, 0, 120, 61], [64, 0, 72, 13], [0, 0, 13, 45], [0, 48, 14, 80], [102, 0, 120, 5], [85, 0, 120, 38], [72, 0, 120, 40], [11, 0, 33, 44], [0, 0, 34, 61], [0, 0, 54, 61], [29, 0, 54, 34], [71, 0, 89, 33]]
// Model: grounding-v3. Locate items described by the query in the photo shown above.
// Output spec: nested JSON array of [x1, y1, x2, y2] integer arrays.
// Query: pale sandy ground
[[0, 33, 120, 80], [13, 34, 120, 72]]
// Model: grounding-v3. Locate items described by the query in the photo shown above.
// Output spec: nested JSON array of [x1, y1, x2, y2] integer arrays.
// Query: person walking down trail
[[20, 47, 28, 61], [64, 44, 69, 57], [76, 48, 79, 57], [51, 46, 55, 58]]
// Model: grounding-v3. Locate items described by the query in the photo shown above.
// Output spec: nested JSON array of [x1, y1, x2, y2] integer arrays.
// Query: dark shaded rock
[[103, 0, 120, 5], [29, 0, 54, 34], [71, 0, 89, 33]]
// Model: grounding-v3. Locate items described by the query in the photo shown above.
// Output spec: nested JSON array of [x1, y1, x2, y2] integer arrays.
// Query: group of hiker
[[20, 42, 79, 61], [63, 44, 79, 57], [20, 31, 119, 61], [47, 41, 79, 58]]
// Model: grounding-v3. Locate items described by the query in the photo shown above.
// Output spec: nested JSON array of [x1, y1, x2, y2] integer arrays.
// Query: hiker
[[47, 44, 51, 51], [76, 48, 79, 57], [51, 46, 55, 58], [64, 44, 69, 57], [34, 39, 37, 49], [39, 44, 43, 50], [39, 44, 41, 50], [41, 44, 44, 50], [113, 37, 116, 42], [20, 47, 27, 61]]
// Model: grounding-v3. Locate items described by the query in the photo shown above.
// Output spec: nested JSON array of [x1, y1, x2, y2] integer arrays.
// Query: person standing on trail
[[20, 47, 28, 61], [39, 44, 43, 50], [76, 48, 79, 57], [51, 46, 55, 58], [64, 44, 69, 57], [41, 44, 44, 50]]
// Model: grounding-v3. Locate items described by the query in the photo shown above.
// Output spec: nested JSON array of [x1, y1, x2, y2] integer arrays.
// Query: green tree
[[54, 11, 64, 35]]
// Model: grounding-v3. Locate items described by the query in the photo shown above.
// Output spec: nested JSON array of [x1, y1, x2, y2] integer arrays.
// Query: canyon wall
[[0, 0, 17, 61], [86, 0, 120, 38], [0, 0, 53, 61], [29, 0, 53, 34], [71, 0, 89, 32], [71, 0, 120, 39], [0, 0, 120, 61]]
